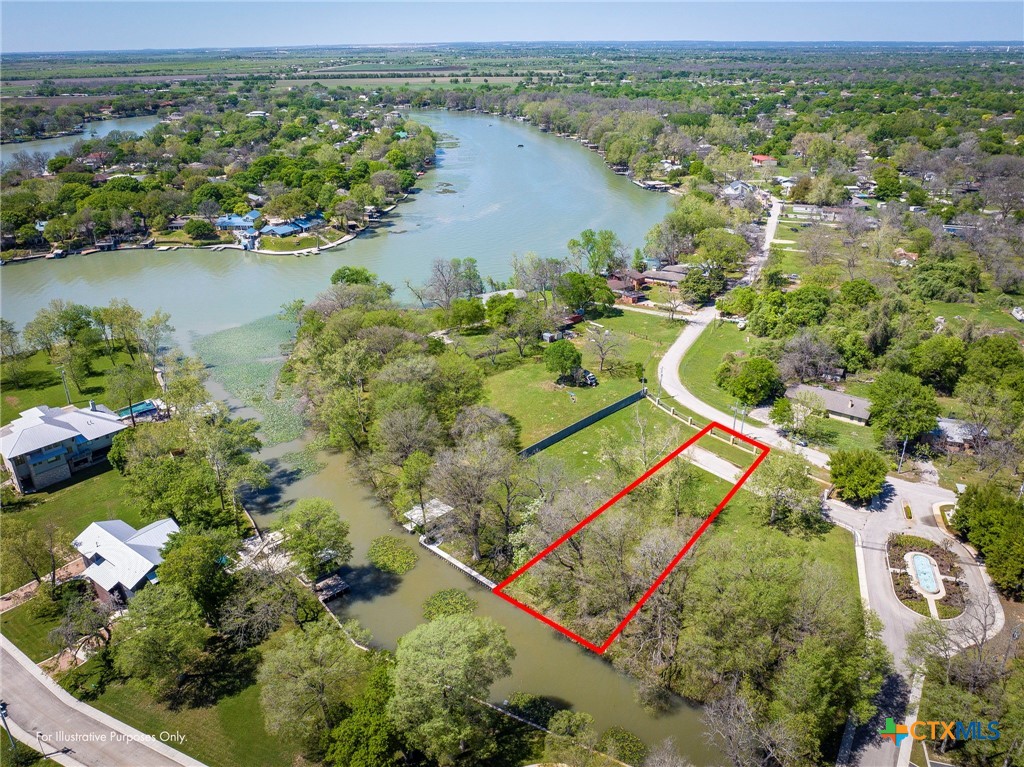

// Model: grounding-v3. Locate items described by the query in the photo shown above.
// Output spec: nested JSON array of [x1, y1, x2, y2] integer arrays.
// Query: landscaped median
[[886, 534, 965, 619]]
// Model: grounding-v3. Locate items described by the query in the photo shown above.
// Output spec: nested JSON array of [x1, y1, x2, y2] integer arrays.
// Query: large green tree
[[388, 614, 515, 764], [544, 339, 582, 379], [829, 449, 889, 505], [868, 371, 940, 446], [279, 497, 353, 579]]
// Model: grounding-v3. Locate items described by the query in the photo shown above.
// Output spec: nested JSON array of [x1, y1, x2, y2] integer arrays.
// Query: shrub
[[829, 448, 889, 505], [184, 219, 216, 240], [422, 588, 477, 621], [597, 726, 648, 764], [367, 535, 418, 575]]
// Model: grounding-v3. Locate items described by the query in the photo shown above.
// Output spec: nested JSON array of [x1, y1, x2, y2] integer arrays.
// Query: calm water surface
[[0, 115, 163, 162], [1, 110, 671, 343], [1, 111, 717, 762]]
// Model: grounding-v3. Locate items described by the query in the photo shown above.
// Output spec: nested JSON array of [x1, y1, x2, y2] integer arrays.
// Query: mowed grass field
[[485, 310, 683, 447], [1, 349, 157, 425], [0, 598, 63, 662]]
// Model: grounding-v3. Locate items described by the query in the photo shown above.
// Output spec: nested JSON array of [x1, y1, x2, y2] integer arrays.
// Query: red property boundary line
[[493, 421, 770, 654]]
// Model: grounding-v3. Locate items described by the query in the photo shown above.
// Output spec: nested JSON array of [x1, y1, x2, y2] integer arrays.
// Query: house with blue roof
[[261, 223, 301, 237], [216, 214, 253, 231]]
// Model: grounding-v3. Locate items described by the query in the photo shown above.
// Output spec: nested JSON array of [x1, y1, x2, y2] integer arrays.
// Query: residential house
[[73, 519, 179, 605], [930, 418, 987, 453], [787, 384, 871, 425], [722, 180, 755, 199], [260, 223, 301, 237], [751, 154, 778, 167], [216, 213, 260, 231], [0, 403, 128, 493]]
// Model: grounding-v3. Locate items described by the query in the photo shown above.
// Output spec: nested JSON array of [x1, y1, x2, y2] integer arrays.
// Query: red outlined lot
[[493, 421, 769, 654]]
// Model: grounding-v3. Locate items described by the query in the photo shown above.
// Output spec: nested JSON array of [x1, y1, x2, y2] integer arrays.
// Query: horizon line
[[4, 39, 1023, 57]]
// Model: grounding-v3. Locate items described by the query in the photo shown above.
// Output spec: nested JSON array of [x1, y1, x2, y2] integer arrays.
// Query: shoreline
[[0, 111, 162, 147]]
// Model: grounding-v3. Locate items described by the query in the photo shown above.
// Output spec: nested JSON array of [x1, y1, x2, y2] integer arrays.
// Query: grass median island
[[1, 348, 156, 425]]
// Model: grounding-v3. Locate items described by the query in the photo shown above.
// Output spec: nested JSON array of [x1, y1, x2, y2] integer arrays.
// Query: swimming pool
[[117, 399, 158, 418], [912, 554, 939, 594]]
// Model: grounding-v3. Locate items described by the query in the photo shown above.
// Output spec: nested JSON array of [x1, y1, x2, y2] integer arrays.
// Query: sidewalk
[[0, 636, 207, 767]]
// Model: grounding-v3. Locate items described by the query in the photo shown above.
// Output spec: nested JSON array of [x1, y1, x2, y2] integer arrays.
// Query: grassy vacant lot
[[0, 598, 61, 662], [484, 310, 681, 447], [1, 349, 156, 425], [65, 649, 300, 767], [2, 464, 142, 538], [676, 320, 767, 428], [541, 399, 757, 478], [257, 234, 322, 252], [924, 297, 1024, 336]]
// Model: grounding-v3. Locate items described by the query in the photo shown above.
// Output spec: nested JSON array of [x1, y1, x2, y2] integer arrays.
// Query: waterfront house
[[215, 214, 253, 231], [786, 384, 871, 425], [722, 180, 755, 199], [73, 518, 179, 605], [260, 223, 301, 237], [0, 403, 128, 493]]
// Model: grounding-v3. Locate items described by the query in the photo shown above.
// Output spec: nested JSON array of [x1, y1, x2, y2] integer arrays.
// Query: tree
[[388, 614, 515, 764], [545, 339, 582, 379], [829, 449, 889, 505], [184, 218, 216, 240], [259, 619, 372, 757], [113, 584, 211, 697], [279, 498, 353, 579], [750, 452, 823, 529], [502, 303, 545, 357], [401, 451, 433, 529], [159, 528, 238, 623], [952, 485, 1024, 598], [191, 415, 268, 527], [449, 297, 484, 328], [196, 199, 221, 223], [715, 356, 783, 407], [0, 519, 71, 592], [124, 456, 223, 527], [106, 362, 152, 427], [50, 342, 91, 394], [328, 660, 404, 767], [484, 292, 519, 327], [586, 328, 624, 372], [910, 335, 966, 394], [554, 272, 614, 312], [779, 331, 840, 383], [141, 309, 174, 363], [543, 710, 599, 767], [567, 228, 621, 275], [331, 266, 377, 286], [868, 371, 941, 447]]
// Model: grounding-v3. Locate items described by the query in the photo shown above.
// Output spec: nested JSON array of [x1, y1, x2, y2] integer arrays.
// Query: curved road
[[655, 200, 1003, 767]]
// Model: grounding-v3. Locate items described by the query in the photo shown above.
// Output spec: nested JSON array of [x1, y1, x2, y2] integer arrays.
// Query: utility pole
[[739, 403, 750, 435], [0, 701, 15, 750], [58, 368, 71, 405], [897, 435, 909, 473]]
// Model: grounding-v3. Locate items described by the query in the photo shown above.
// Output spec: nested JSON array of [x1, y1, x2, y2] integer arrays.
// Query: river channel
[[0, 111, 718, 762], [0, 114, 163, 162]]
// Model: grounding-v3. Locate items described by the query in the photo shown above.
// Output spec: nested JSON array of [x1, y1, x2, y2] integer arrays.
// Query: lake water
[[0, 114, 163, 162], [0, 111, 717, 761]]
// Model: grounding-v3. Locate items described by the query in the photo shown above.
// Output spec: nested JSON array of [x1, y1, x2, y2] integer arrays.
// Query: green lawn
[[924, 298, 1024, 336], [2, 349, 157, 426], [64, 650, 301, 767], [257, 234, 321, 251], [485, 310, 680, 447], [0, 742, 56, 767], [677, 320, 767, 428], [0, 598, 61, 662], [1, 464, 143, 539]]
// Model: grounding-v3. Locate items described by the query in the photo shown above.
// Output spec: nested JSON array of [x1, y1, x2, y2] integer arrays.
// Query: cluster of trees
[[908, 605, 1023, 766], [1, 96, 436, 253], [1, 298, 172, 402], [952, 485, 1024, 598]]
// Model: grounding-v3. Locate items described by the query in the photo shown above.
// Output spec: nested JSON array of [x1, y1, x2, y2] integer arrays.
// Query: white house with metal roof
[[73, 518, 179, 605], [0, 403, 128, 493]]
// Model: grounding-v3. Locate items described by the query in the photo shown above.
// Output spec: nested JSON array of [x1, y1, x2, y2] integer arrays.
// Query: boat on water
[[517, 144, 524, 147]]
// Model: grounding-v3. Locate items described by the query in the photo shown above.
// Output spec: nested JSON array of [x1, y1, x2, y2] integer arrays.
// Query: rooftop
[[0, 404, 126, 460], [787, 384, 871, 422], [74, 518, 179, 593]]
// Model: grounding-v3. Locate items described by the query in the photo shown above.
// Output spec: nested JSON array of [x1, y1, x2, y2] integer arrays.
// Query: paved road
[[653, 198, 1003, 767], [0, 637, 206, 767]]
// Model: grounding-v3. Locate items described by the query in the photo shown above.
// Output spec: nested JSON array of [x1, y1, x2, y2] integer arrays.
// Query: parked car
[[577, 369, 598, 387]]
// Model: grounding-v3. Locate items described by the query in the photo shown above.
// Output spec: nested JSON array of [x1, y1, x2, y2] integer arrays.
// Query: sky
[[2, 1, 1022, 53]]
